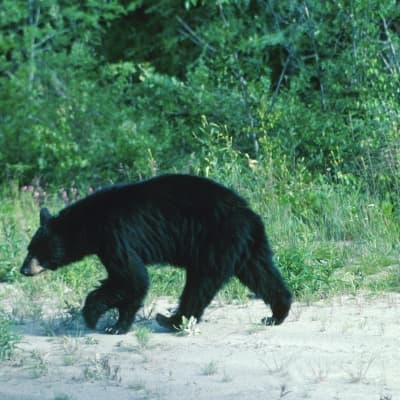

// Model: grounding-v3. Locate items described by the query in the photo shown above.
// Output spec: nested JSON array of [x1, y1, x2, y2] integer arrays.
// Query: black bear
[[21, 174, 292, 334]]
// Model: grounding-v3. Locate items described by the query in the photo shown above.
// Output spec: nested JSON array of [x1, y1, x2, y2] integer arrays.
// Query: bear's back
[[57, 174, 249, 226], [90, 174, 245, 208]]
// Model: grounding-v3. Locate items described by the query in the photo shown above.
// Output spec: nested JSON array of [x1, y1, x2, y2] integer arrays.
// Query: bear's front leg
[[99, 251, 150, 334], [82, 279, 147, 334], [82, 277, 133, 331], [82, 286, 111, 329]]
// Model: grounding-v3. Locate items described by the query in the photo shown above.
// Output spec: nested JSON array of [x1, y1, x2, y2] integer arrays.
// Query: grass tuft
[[0, 314, 20, 361]]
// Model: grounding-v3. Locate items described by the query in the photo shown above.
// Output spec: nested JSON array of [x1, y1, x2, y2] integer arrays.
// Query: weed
[[318, 311, 332, 332], [61, 336, 81, 366], [288, 304, 303, 322], [344, 354, 377, 383], [217, 277, 249, 304], [175, 316, 200, 336], [279, 384, 291, 398], [134, 326, 152, 349], [260, 353, 293, 377], [201, 361, 218, 376], [83, 354, 121, 383], [28, 350, 49, 378], [0, 315, 20, 361], [221, 369, 233, 382], [309, 359, 329, 383], [83, 336, 99, 345], [0, 222, 24, 281], [137, 298, 156, 321]]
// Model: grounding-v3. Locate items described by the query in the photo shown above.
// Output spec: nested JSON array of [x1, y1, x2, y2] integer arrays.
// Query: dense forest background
[[0, 0, 400, 298], [1, 0, 399, 196]]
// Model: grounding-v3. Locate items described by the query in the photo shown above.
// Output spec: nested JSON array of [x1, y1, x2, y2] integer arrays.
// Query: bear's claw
[[104, 325, 127, 335], [262, 316, 284, 326]]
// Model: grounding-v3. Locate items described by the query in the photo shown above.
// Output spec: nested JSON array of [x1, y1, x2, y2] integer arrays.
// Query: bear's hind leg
[[156, 270, 228, 331], [236, 253, 292, 326]]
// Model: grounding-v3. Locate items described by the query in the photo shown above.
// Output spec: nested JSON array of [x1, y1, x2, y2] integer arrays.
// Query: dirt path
[[0, 294, 399, 400]]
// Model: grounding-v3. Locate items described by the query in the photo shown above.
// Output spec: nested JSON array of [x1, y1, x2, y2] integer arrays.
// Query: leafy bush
[[1, 0, 399, 196]]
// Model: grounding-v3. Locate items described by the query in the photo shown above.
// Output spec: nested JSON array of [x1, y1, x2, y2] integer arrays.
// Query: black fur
[[21, 174, 292, 334]]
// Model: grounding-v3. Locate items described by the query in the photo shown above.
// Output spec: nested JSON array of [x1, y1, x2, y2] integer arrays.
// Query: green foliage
[[0, 188, 37, 281], [218, 277, 249, 304], [1, 0, 399, 196], [148, 266, 185, 298], [194, 128, 400, 297], [0, 221, 23, 281], [276, 245, 341, 298], [57, 259, 105, 299]]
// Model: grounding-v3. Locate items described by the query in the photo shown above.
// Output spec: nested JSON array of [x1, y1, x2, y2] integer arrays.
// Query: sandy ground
[[0, 293, 399, 400]]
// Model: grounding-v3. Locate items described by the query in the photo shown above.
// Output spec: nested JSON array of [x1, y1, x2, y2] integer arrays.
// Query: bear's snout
[[20, 256, 45, 276]]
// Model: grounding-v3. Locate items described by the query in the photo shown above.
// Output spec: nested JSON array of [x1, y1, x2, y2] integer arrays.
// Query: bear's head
[[20, 208, 65, 276]]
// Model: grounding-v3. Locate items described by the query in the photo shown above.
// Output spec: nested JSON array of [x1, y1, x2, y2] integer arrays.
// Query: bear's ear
[[40, 207, 52, 226]]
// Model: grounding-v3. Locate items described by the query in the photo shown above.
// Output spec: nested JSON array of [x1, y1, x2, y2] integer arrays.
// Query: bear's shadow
[[15, 310, 171, 338]]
